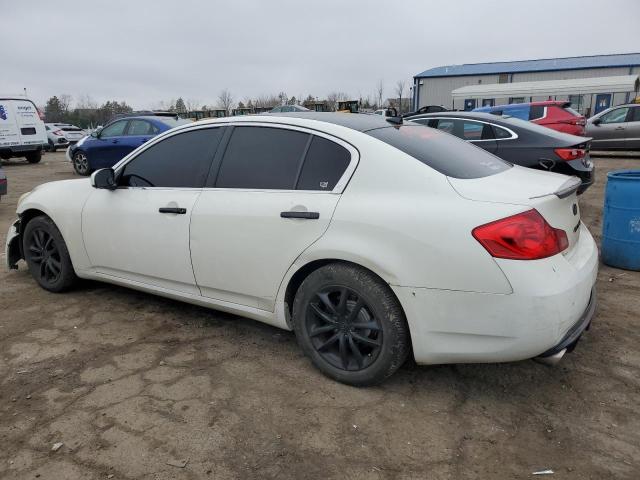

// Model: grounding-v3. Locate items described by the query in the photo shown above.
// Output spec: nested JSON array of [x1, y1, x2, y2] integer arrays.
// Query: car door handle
[[159, 207, 187, 214], [614, 126, 625, 130], [141, 138, 148, 143], [111, 139, 119, 144], [280, 211, 319, 219]]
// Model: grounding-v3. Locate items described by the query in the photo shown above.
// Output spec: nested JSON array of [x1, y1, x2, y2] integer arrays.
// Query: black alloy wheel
[[306, 286, 383, 371]]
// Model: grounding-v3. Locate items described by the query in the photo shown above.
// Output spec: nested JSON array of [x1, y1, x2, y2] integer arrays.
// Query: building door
[[595, 94, 612, 114]]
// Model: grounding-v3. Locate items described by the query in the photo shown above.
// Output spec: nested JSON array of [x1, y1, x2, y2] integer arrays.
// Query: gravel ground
[[1, 152, 639, 479]]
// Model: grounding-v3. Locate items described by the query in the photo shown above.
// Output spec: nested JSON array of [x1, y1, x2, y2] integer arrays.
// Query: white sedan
[[5, 113, 598, 385]]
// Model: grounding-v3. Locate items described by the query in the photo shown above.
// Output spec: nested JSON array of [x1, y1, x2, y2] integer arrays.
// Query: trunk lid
[[448, 166, 583, 251]]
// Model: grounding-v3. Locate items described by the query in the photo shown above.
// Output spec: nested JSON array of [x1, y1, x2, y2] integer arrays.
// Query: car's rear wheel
[[73, 151, 91, 176], [23, 215, 77, 292], [292, 263, 410, 386], [25, 150, 42, 163]]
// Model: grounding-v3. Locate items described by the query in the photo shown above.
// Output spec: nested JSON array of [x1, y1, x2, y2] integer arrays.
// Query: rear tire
[[72, 151, 91, 176], [25, 150, 42, 164], [23, 216, 77, 292], [292, 263, 410, 386]]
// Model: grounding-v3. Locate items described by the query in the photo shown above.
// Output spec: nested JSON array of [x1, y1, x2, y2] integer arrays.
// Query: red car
[[475, 101, 586, 136]]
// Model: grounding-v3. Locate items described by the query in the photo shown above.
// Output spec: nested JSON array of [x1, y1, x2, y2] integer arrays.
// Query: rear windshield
[[158, 118, 192, 128], [562, 106, 581, 117], [366, 125, 511, 179]]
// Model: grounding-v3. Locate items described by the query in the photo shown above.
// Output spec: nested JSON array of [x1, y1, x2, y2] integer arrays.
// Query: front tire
[[72, 151, 91, 176], [292, 263, 410, 386], [23, 216, 77, 292], [25, 150, 42, 163]]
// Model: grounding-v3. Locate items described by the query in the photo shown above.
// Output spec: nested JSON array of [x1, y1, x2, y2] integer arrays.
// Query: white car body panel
[[6, 114, 599, 365]]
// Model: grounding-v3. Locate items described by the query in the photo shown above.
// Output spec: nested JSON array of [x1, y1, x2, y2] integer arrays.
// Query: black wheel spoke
[[49, 258, 61, 275], [39, 260, 47, 279], [33, 231, 43, 249], [346, 297, 365, 322], [44, 235, 54, 252], [338, 334, 349, 369], [316, 292, 337, 314], [317, 332, 341, 351], [351, 332, 381, 347], [347, 335, 364, 369], [337, 287, 348, 314], [310, 303, 338, 325], [309, 324, 337, 337], [351, 321, 381, 331]]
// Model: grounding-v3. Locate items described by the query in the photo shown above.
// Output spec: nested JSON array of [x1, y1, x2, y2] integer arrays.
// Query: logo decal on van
[[0, 105, 7, 120]]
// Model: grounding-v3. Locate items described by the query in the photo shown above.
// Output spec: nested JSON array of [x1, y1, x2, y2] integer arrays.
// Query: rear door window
[[215, 126, 310, 189], [296, 136, 351, 191], [366, 125, 510, 179], [127, 119, 156, 136], [631, 107, 640, 122], [492, 125, 514, 139], [120, 128, 222, 188]]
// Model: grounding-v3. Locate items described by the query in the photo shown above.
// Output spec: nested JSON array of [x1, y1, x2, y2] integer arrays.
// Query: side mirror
[[91, 168, 117, 190], [592, 118, 601, 126]]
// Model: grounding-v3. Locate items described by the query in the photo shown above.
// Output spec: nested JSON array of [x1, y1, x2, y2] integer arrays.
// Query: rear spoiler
[[530, 176, 582, 200]]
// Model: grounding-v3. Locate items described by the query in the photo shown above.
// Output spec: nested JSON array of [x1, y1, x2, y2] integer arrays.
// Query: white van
[[0, 96, 48, 163]]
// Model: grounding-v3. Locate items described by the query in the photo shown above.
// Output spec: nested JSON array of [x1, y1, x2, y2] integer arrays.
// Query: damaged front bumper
[[5, 217, 22, 269]]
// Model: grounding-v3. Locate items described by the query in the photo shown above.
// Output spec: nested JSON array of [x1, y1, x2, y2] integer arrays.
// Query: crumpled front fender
[[5, 219, 22, 269]]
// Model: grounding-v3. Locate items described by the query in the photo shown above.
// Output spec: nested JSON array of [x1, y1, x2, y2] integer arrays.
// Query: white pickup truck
[[0, 96, 48, 163]]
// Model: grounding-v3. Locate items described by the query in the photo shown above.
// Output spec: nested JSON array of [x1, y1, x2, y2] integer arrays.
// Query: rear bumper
[[538, 288, 596, 358], [394, 222, 598, 365]]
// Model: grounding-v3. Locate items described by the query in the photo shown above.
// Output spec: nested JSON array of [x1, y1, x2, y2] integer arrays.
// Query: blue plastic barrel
[[601, 170, 640, 271]]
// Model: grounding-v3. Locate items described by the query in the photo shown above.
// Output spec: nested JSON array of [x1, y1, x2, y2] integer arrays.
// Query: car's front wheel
[[292, 263, 410, 386], [23, 215, 78, 292], [72, 151, 91, 176]]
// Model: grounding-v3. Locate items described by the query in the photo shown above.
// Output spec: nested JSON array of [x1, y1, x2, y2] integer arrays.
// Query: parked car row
[[7, 112, 598, 385]]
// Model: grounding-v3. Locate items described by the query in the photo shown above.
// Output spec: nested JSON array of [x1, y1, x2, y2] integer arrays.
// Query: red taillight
[[472, 209, 568, 260], [554, 147, 586, 161], [53, 129, 64, 136]]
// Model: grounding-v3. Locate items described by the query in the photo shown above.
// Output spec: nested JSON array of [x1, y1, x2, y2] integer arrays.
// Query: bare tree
[[375, 80, 384, 109], [185, 98, 200, 112], [218, 89, 234, 114], [58, 94, 72, 114], [395, 80, 406, 114]]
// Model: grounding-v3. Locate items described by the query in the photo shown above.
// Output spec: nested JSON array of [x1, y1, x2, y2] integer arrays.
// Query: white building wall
[[417, 66, 640, 113]]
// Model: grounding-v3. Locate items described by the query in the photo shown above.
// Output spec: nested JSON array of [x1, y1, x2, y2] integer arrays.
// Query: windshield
[[366, 125, 511, 179]]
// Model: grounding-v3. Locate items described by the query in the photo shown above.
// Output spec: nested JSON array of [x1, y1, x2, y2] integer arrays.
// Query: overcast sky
[[2, 0, 639, 109]]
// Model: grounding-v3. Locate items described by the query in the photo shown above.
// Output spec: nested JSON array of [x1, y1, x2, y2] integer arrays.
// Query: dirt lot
[[1, 152, 639, 479]]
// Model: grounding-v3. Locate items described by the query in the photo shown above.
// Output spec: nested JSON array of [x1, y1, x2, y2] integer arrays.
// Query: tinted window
[[529, 105, 545, 120], [600, 108, 629, 124], [216, 127, 309, 189], [101, 120, 127, 138], [127, 119, 156, 136], [461, 121, 484, 140], [631, 107, 640, 122], [120, 128, 222, 188], [436, 119, 455, 134], [297, 136, 351, 191], [492, 125, 513, 139], [366, 125, 510, 179]]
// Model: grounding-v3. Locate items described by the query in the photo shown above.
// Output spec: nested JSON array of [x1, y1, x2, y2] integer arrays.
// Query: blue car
[[67, 114, 190, 175]]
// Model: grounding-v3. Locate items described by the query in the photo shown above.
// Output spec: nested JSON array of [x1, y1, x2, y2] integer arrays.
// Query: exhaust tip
[[534, 348, 567, 366]]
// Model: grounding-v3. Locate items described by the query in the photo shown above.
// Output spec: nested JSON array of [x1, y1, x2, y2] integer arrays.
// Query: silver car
[[45, 123, 87, 152], [586, 103, 640, 150]]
